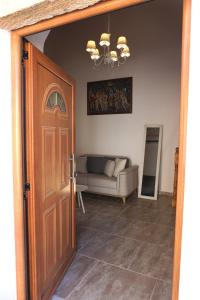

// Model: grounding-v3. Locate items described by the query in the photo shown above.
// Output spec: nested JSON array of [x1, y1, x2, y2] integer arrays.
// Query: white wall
[[0, 0, 44, 17], [26, 30, 50, 52], [0, 30, 17, 300], [45, 0, 182, 193]]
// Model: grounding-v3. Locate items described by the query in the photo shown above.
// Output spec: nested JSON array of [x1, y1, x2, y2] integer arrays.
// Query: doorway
[[40, 3, 180, 298], [10, 0, 191, 299]]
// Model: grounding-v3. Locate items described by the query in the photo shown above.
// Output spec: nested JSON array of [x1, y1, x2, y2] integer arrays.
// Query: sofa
[[76, 154, 138, 204]]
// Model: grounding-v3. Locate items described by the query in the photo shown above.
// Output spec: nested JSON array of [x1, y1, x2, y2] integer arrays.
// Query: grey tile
[[116, 220, 174, 247], [95, 204, 128, 218], [157, 211, 176, 227], [77, 226, 110, 250], [78, 228, 117, 256], [79, 232, 172, 281], [80, 214, 130, 235], [126, 242, 173, 282], [76, 210, 95, 227], [54, 193, 175, 299], [54, 255, 97, 299], [83, 193, 125, 207], [67, 261, 156, 300], [151, 280, 172, 300], [120, 206, 160, 223], [52, 295, 64, 300], [80, 211, 175, 248]]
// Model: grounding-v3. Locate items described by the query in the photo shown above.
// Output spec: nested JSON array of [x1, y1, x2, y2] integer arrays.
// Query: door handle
[[69, 154, 76, 182]]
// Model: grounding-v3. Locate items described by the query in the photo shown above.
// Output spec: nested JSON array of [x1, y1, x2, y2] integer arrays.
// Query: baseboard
[[159, 191, 173, 197]]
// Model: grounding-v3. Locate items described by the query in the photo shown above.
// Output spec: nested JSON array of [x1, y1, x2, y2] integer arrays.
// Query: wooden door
[[24, 42, 76, 300]]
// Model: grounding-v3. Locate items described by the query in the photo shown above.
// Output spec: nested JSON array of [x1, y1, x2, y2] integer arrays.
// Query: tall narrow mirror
[[139, 125, 162, 200]]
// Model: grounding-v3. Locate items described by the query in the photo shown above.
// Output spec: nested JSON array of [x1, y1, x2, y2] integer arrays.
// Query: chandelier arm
[[118, 56, 127, 65], [94, 55, 104, 67]]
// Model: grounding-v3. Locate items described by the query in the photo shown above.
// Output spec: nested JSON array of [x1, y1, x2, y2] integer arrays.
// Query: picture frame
[[87, 77, 132, 115]]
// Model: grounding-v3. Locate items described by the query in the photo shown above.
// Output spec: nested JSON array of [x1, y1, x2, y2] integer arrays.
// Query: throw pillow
[[76, 156, 87, 173], [113, 158, 127, 177], [104, 160, 115, 177]]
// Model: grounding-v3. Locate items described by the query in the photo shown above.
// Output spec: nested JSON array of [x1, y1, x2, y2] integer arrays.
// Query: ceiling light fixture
[[86, 15, 131, 68]]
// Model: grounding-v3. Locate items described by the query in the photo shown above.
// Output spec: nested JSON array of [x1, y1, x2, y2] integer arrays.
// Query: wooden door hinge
[[23, 182, 30, 201], [24, 182, 31, 191], [23, 50, 29, 60]]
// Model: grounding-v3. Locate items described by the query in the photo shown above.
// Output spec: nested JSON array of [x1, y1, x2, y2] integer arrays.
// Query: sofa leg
[[122, 197, 126, 205]]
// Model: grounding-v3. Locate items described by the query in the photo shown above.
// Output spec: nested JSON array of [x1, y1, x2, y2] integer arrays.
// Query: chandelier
[[86, 15, 131, 68]]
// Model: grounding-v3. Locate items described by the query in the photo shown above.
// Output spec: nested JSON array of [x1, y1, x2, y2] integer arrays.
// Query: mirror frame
[[138, 124, 163, 200]]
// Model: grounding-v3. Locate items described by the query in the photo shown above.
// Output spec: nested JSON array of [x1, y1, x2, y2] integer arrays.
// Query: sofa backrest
[[82, 154, 130, 175]]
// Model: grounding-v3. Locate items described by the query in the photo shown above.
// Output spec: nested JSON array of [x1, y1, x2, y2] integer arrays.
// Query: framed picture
[[87, 77, 132, 115]]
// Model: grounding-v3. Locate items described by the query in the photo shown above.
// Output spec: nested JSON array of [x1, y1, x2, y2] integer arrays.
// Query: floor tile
[[151, 280, 172, 300], [116, 220, 174, 246], [120, 206, 160, 223], [78, 214, 130, 235], [79, 232, 172, 281], [77, 226, 110, 250], [78, 227, 115, 255], [54, 255, 97, 299], [157, 211, 176, 227], [67, 261, 156, 300], [126, 242, 173, 282], [53, 193, 175, 299], [52, 295, 64, 300]]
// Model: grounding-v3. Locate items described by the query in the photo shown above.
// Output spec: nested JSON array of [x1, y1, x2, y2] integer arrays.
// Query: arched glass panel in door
[[47, 91, 66, 112]]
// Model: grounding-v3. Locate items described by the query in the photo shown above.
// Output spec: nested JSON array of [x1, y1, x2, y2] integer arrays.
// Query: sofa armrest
[[117, 165, 138, 197], [118, 165, 138, 175]]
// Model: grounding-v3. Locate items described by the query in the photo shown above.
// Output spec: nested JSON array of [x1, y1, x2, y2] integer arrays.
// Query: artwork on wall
[[87, 77, 132, 115]]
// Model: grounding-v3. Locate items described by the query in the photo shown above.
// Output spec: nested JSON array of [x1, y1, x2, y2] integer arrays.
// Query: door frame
[[11, 0, 191, 299]]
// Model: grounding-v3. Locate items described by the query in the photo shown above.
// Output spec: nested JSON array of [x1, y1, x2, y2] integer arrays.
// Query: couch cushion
[[87, 174, 117, 189], [104, 160, 115, 177], [87, 156, 108, 174], [113, 158, 127, 177]]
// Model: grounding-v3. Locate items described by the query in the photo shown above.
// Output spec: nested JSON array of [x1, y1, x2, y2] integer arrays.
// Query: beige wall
[[45, 0, 182, 193]]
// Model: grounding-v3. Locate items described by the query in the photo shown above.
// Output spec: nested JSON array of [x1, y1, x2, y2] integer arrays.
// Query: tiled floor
[[53, 193, 175, 300]]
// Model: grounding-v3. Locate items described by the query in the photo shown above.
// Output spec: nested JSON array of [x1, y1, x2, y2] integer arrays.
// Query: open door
[[24, 42, 76, 300]]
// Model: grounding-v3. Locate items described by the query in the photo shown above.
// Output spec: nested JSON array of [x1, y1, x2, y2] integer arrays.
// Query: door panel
[[59, 128, 69, 189], [25, 42, 76, 300], [43, 127, 56, 198]]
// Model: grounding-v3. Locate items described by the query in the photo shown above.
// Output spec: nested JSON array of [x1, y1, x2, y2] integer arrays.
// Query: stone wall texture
[[0, 0, 102, 31]]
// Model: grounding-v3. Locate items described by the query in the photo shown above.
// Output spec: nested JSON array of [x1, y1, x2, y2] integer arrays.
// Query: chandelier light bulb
[[110, 51, 118, 62], [86, 40, 96, 52], [117, 36, 127, 49], [91, 48, 100, 60], [99, 33, 111, 47], [121, 46, 130, 58]]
